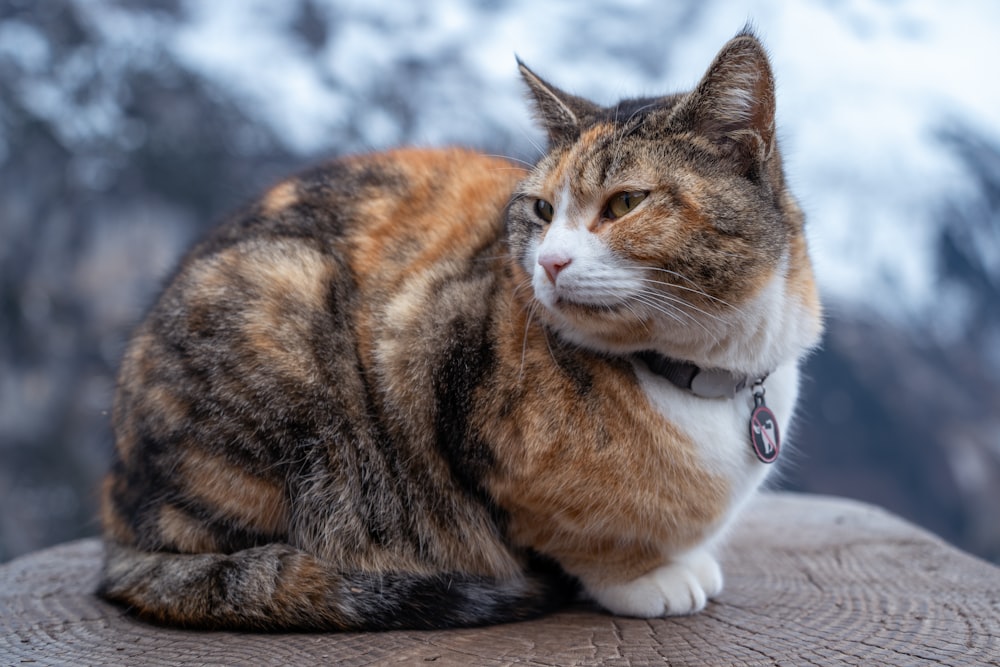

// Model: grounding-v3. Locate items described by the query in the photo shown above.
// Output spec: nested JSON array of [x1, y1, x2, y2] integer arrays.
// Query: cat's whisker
[[624, 266, 746, 316], [518, 128, 546, 160], [642, 289, 729, 326], [484, 153, 536, 170], [490, 167, 535, 175], [619, 299, 652, 332], [623, 102, 658, 128], [610, 102, 626, 172], [511, 277, 534, 301], [610, 101, 658, 171], [625, 265, 717, 293], [622, 264, 710, 292], [631, 284, 732, 325], [518, 300, 538, 382], [633, 294, 703, 331], [473, 254, 513, 263], [629, 292, 722, 345], [628, 292, 691, 328], [539, 320, 559, 369]]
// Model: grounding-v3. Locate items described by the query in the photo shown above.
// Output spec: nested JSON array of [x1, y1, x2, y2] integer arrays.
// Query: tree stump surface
[[2, 493, 997, 666]]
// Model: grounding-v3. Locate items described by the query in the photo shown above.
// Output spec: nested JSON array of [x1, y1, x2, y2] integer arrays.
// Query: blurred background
[[1, 0, 998, 564]]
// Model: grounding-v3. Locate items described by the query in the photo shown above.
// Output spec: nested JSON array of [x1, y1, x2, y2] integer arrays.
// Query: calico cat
[[98, 29, 822, 630]]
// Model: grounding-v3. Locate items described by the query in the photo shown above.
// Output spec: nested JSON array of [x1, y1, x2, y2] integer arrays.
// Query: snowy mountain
[[1, 0, 998, 561]]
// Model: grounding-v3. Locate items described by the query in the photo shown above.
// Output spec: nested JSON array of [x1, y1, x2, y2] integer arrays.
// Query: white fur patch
[[589, 548, 724, 617], [586, 357, 798, 619], [633, 267, 810, 533], [531, 183, 633, 311], [527, 183, 651, 350], [638, 358, 798, 506]]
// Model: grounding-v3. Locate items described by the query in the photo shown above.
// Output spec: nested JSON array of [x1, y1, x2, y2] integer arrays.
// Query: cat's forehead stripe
[[553, 181, 574, 225], [546, 124, 619, 203]]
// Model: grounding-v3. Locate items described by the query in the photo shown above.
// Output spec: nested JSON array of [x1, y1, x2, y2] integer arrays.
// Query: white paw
[[589, 551, 723, 617]]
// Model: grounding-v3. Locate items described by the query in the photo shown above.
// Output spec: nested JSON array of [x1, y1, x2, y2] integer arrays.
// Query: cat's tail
[[98, 541, 576, 631]]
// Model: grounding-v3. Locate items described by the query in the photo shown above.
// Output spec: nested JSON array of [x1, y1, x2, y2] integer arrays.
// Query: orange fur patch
[[260, 180, 299, 217], [158, 504, 219, 553], [240, 241, 331, 381], [144, 383, 190, 433], [180, 448, 290, 536], [343, 147, 524, 372], [186, 240, 333, 382], [268, 551, 348, 625], [482, 300, 730, 586], [346, 148, 524, 289]]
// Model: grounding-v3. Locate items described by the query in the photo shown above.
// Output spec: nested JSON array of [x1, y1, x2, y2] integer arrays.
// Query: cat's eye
[[605, 191, 647, 219], [534, 199, 554, 223]]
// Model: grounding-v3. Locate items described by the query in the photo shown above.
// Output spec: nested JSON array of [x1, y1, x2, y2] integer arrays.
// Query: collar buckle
[[637, 350, 760, 400]]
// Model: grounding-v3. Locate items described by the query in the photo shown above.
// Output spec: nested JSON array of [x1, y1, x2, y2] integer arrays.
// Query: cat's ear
[[518, 58, 599, 148], [679, 30, 777, 172]]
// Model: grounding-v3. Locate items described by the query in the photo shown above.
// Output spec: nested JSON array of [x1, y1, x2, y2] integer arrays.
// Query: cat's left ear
[[518, 58, 600, 148], [679, 30, 777, 171]]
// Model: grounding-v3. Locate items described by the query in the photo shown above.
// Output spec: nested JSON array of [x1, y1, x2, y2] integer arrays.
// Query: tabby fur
[[99, 30, 822, 630]]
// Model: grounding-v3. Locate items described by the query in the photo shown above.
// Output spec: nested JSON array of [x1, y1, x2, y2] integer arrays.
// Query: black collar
[[636, 350, 759, 399]]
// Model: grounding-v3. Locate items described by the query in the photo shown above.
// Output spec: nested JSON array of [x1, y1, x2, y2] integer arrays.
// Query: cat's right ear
[[674, 30, 777, 175], [517, 58, 599, 148]]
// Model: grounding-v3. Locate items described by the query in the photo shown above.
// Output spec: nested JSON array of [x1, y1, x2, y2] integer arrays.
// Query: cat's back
[[189, 147, 524, 279], [147, 145, 524, 361], [103, 147, 525, 554]]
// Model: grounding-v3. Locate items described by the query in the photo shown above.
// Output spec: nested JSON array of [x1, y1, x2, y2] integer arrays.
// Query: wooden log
[[1, 493, 997, 666]]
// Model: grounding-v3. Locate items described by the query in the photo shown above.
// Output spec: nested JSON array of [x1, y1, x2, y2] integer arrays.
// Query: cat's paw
[[589, 551, 723, 617]]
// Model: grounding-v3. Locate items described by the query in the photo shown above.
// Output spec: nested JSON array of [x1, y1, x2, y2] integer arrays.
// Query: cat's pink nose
[[539, 254, 572, 283]]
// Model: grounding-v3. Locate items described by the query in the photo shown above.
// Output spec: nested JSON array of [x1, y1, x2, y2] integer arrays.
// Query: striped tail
[[98, 541, 576, 631]]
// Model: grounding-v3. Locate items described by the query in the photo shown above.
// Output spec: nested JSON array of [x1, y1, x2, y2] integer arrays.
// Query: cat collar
[[636, 351, 780, 463]]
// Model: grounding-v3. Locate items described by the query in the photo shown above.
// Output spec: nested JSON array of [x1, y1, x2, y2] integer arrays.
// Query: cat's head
[[507, 30, 822, 375]]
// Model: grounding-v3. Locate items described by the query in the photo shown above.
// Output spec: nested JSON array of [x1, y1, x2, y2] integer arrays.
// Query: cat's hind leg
[[587, 549, 723, 617]]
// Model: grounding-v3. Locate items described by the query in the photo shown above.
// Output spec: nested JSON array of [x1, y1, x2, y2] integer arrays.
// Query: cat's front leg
[[585, 549, 723, 617]]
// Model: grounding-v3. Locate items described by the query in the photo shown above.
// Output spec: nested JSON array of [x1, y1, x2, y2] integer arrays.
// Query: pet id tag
[[749, 382, 779, 464]]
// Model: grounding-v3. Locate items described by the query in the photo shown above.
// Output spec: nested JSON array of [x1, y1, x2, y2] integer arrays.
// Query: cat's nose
[[539, 253, 572, 283]]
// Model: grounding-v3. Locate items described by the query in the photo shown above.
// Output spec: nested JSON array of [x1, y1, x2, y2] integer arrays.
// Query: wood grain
[[2, 493, 998, 666]]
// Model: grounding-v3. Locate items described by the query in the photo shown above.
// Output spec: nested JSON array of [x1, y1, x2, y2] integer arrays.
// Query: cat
[[98, 28, 823, 631]]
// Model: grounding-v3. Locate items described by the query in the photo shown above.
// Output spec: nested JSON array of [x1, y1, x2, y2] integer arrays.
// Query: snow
[[72, 0, 1000, 321], [170, 2, 350, 151]]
